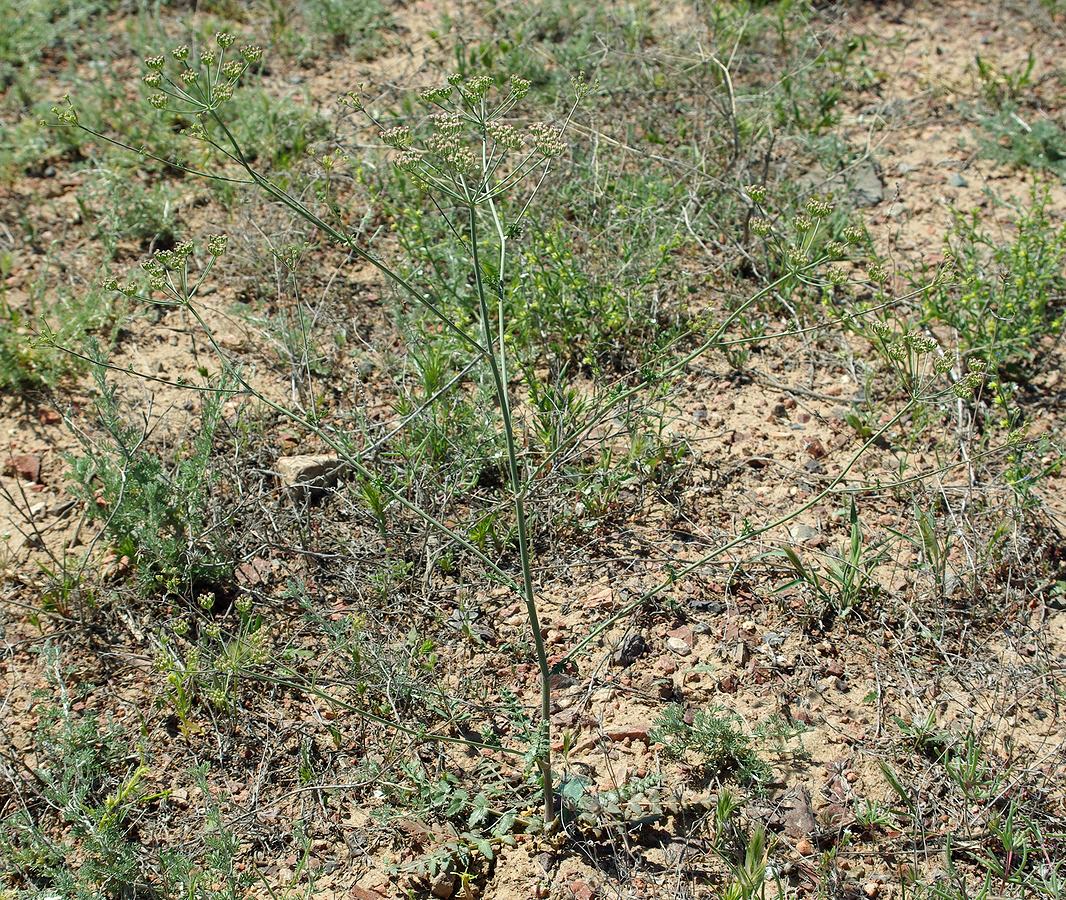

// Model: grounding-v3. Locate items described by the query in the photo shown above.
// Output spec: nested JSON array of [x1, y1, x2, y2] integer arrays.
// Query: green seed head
[[510, 74, 531, 99], [744, 184, 766, 205]]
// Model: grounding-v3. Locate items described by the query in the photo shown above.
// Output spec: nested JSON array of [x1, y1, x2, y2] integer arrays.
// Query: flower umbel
[[529, 122, 565, 158]]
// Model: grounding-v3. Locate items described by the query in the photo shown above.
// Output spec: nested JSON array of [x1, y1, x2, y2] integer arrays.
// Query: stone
[[787, 523, 820, 544], [666, 624, 694, 647], [782, 786, 818, 839], [799, 158, 883, 208], [3, 453, 42, 483], [431, 872, 456, 898], [848, 159, 885, 206], [570, 881, 594, 900], [804, 438, 827, 459], [666, 636, 691, 656], [612, 630, 648, 667], [276, 454, 345, 492], [607, 724, 650, 743]]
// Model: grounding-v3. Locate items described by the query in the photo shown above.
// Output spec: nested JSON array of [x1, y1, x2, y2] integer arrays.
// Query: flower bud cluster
[[953, 370, 986, 397], [464, 75, 493, 101], [886, 331, 939, 360], [136, 33, 260, 116], [786, 246, 810, 271], [104, 236, 226, 300], [372, 72, 569, 202], [419, 85, 452, 104], [867, 264, 889, 284], [510, 74, 531, 99], [379, 125, 412, 148], [428, 127, 476, 175], [528, 122, 565, 158], [803, 195, 833, 218], [487, 121, 523, 151]]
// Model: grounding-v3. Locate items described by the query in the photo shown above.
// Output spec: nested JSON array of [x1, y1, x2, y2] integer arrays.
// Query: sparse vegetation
[[1, 1, 1063, 897]]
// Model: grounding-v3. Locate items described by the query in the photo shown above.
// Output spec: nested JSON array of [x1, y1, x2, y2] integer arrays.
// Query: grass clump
[[0, 649, 151, 898], [301, 0, 392, 57], [0, 271, 125, 394]]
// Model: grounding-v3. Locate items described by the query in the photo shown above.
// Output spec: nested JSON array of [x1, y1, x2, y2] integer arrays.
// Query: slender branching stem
[[466, 199, 555, 827]]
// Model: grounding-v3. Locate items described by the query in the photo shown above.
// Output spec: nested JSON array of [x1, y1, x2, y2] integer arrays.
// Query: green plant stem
[[466, 199, 555, 828]]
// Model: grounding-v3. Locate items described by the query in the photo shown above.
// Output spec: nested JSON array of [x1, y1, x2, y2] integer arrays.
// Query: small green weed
[[0, 268, 125, 393], [0, 647, 154, 898], [68, 367, 234, 598], [923, 186, 1066, 378], [650, 704, 770, 786], [774, 500, 885, 620]]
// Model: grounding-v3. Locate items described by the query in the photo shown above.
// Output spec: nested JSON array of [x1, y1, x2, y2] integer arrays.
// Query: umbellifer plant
[[48, 32, 979, 832]]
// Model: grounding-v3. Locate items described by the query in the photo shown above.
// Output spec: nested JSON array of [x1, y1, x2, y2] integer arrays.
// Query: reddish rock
[[666, 624, 694, 647], [570, 880, 594, 900], [3, 453, 41, 482], [607, 724, 650, 743], [805, 438, 827, 459], [718, 674, 738, 694]]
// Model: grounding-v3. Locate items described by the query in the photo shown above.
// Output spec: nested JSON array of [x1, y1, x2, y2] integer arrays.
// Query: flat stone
[[276, 454, 346, 492], [848, 159, 885, 206], [782, 786, 818, 838], [788, 523, 820, 544], [666, 636, 691, 656], [3, 453, 42, 483]]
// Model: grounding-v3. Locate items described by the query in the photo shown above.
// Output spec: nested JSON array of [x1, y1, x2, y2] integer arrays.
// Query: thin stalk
[[467, 199, 555, 827]]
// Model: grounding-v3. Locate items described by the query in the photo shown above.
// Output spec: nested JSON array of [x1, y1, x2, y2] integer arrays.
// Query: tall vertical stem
[[467, 202, 554, 828]]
